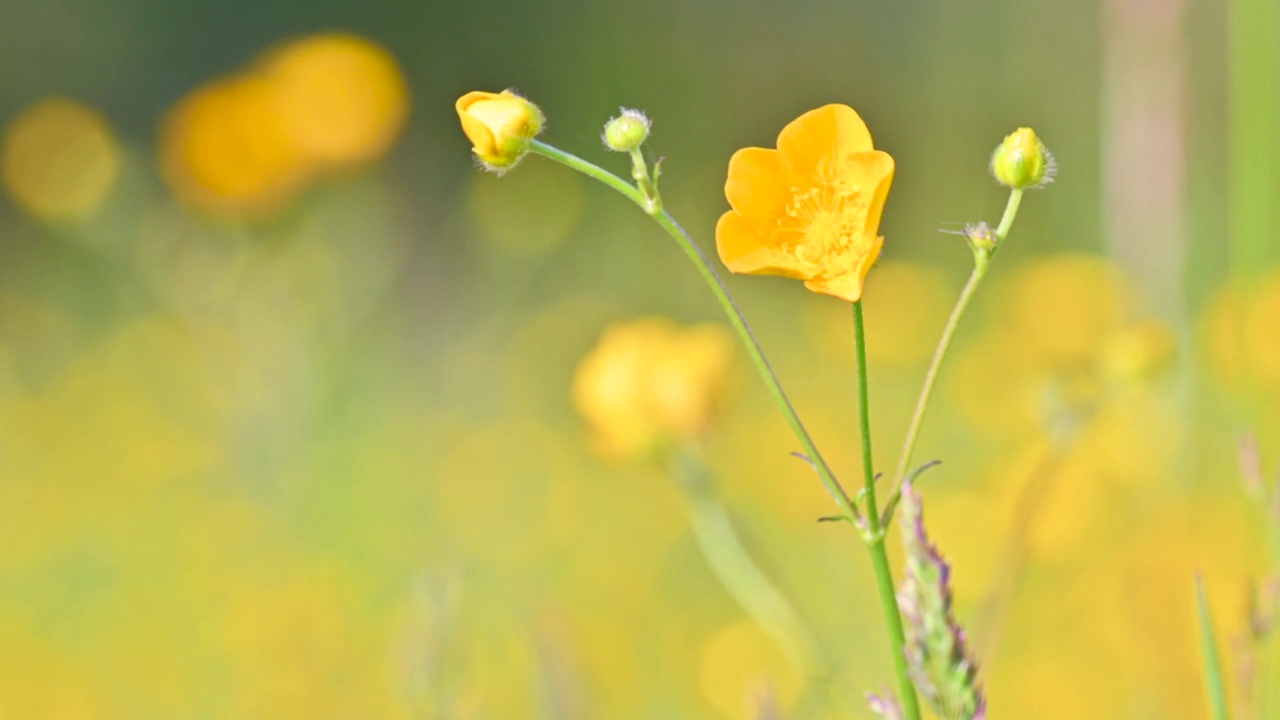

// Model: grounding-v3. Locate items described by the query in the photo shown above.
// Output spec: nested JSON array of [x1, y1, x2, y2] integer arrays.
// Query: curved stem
[[529, 139, 919, 716], [887, 265, 984, 497], [852, 300, 923, 719], [887, 188, 1024, 505], [671, 444, 825, 677], [529, 140, 859, 522]]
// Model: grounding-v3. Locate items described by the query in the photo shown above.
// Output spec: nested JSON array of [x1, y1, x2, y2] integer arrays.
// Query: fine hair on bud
[[603, 108, 652, 153], [990, 127, 1055, 190]]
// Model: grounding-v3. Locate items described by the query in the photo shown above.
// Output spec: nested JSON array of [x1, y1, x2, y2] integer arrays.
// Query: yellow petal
[[456, 92, 500, 156], [724, 146, 789, 232], [715, 210, 808, 278], [844, 150, 895, 236], [777, 104, 874, 180]]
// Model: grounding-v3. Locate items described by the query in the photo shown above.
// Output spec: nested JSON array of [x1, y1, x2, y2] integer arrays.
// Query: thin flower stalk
[[527, 139, 860, 525], [527, 138, 922, 718], [887, 188, 1024, 511]]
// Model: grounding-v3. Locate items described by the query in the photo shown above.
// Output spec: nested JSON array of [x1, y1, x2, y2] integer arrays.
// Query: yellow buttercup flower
[[571, 317, 734, 459], [715, 104, 895, 302], [455, 90, 544, 172]]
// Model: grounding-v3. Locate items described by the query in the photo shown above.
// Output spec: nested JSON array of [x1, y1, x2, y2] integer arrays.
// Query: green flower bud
[[602, 108, 651, 152], [990, 127, 1054, 189]]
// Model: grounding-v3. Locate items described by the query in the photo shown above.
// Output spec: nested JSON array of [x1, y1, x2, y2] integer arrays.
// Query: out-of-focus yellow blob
[[2, 98, 119, 220], [572, 317, 736, 459], [1098, 320, 1178, 386], [258, 33, 409, 167], [1244, 274, 1280, 390], [469, 158, 583, 257], [699, 620, 801, 718], [861, 262, 952, 365], [803, 261, 951, 367], [992, 659, 1088, 719], [1199, 283, 1247, 390], [1002, 254, 1128, 370], [948, 332, 1041, 438], [919, 489, 1003, 602], [160, 74, 311, 216], [1026, 454, 1105, 560], [1081, 393, 1183, 488]]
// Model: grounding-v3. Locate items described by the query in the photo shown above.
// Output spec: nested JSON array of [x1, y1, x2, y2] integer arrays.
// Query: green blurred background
[[2, 0, 1279, 717]]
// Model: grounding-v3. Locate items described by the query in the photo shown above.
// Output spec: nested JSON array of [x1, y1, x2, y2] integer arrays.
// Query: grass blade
[[1196, 573, 1231, 720]]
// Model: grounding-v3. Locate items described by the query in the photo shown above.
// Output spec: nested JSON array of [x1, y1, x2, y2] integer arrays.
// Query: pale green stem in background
[[887, 189, 1024, 506], [852, 300, 923, 720], [670, 444, 824, 676], [1196, 574, 1232, 720], [528, 140, 859, 523], [1229, 0, 1280, 287], [1230, 0, 1280, 709], [528, 139, 921, 719]]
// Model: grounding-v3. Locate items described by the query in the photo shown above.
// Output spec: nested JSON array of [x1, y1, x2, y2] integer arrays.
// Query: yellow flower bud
[[455, 90, 544, 172], [990, 127, 1054, 189], [602, 108, 651, 152]]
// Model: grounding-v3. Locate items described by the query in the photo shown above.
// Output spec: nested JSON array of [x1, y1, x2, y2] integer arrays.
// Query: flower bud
[[602, 108, 651, 152], [455, 90, 544, 172], [964, 222, 997, 252], [990, 127, 1054, 189]]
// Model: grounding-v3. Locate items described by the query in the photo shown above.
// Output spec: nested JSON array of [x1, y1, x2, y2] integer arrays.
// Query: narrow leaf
[[1196, 573, 1231, 720]]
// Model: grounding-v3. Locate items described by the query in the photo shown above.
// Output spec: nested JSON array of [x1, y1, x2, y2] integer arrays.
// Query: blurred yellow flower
[[803, 261, 951, 367], [700, 619, 802, 718], [455, 90, 544, 171], [160, 73, 312, 216], [1001, 253, 1129, 371], [572, 317, 735, 458], [258, 33, 409, 168], [716, 104, 894, 302], [1097, 320, 1178, 386], [1205, 273, 1280, 393], [160, 33, 408, 217], [2, 98, 119, 221]]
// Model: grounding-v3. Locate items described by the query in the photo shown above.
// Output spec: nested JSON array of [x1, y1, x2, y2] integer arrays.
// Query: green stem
[[888, 188, 1024, 505], [1229, 0, 1280, 284], [1196, 574, 1232, 720], [852, 301, 881, 528], [852, 300, 923, 719], [528, 140, 860, 522], [530, 138, 920, 718], [671, 444, 824, 677]]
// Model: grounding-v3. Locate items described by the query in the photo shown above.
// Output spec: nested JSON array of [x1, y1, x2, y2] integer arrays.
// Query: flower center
[[777, 177, 870, 276]]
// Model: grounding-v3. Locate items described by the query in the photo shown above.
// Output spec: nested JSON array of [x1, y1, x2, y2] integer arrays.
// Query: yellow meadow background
[[0, 1, 1276, 718]]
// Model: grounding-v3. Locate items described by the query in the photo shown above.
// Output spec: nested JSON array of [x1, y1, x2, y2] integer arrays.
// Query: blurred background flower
[[0, 1, 1275, 718]]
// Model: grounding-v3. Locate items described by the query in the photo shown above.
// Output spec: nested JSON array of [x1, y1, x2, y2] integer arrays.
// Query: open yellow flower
[[715, 104, 895, 302]]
